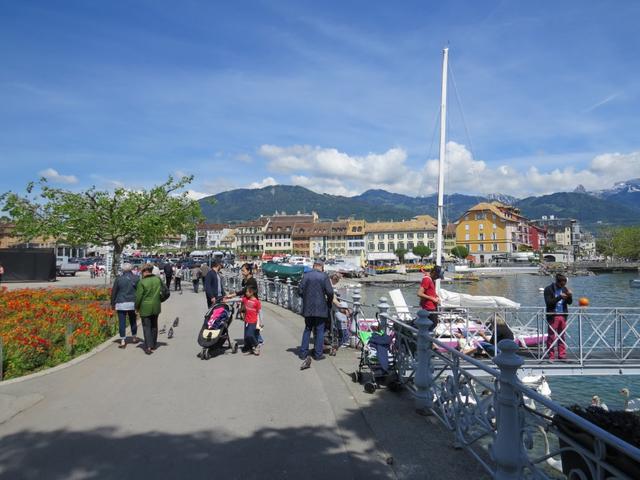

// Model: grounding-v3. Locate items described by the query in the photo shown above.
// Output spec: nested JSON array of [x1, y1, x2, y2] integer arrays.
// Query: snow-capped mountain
[[590, 178, 640, 210], [486, 193, 519, 205]]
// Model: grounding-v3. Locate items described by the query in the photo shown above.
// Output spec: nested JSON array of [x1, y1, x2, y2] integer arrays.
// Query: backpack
[[160, 282, 171, 302]]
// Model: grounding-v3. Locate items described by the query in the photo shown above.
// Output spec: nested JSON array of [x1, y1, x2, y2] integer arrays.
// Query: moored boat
[[630, 278, 640, 288], [261, 262, 310, 282]]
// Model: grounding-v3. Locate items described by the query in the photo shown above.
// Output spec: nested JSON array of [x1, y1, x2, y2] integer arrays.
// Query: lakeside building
[[262, 212, 318, 258], [530, 216, 583, 259], [194, 223, 232, 249], [235, 218, 269, 257], [365, 215, 438, 254], [444, 224, 457, 257], [346, 219, 366, 260], [455, 202, 532, 264], [308, 221, 348, 258]]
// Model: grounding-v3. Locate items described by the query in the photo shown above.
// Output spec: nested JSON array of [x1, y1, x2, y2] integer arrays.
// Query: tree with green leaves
[[412, 244, 431, 259], [611, 226, 640, 260], [450, 245, 469, 259], [1, 176, 204, 275], [395, 247, 408, 263]]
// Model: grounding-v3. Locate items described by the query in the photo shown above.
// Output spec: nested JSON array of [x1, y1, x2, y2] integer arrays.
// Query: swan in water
[[537, 426, 562, 472], [620, 388, 640, 412], [590, 395, 608, 411]]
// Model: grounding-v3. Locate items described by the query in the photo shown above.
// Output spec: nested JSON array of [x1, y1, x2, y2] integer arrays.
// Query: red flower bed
[[0, 287, 114, 379]]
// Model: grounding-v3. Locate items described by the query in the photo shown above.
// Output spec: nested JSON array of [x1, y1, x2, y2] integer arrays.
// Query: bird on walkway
[[159, 324, 166, 334], [167, 327, 174, 339], [173, 317, 179, 327], [620, 388, 640, 412], [590, 395, 609, 411]]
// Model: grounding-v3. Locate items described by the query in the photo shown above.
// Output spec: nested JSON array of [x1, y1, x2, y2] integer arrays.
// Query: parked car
[[56, 256, 80, 276]]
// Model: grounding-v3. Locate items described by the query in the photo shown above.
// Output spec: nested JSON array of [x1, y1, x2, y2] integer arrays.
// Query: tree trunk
[[112, 243, 123, 278]]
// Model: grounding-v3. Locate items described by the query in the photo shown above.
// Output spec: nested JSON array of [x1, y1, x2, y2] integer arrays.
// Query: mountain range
[[199, 179, 640, 229]]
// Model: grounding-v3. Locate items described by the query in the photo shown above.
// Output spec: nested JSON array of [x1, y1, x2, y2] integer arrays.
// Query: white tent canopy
[[438, 288, 520, 309], [367, 253, 398, 262]]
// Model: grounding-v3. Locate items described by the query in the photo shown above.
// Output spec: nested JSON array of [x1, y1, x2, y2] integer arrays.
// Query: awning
[[367, 253, 398, 261]]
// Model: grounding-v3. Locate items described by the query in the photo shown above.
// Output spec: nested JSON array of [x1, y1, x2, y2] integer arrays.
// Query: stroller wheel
[[232, 342, 239, 354], [364, 382, 377, 394], [351, 372, 361, 383]]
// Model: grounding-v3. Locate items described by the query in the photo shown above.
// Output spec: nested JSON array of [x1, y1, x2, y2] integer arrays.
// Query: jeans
[[117, 310, 137, 339], [141, 315, 159, 350], [300, 316, 326, 359], [192, 279, 199, 293], [547, 315, 567, 359], [165, 276, 172, 289], [244, 322, 258, 351], [340, 328, 350, 346], [427, 311, 439, 330]]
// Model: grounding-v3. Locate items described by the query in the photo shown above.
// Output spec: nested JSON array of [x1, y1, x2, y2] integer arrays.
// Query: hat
[[338, 301, 348, 309], [313, 259, 324, 266]]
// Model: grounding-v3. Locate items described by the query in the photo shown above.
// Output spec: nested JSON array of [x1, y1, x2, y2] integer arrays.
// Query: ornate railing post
[[414, 309, 434, 415], [352, 288, 361, 317], [492, 339, 525, 480], [274, 276, 280, 304], [377, 296, 390, 330], [286, 277, 293, 311]]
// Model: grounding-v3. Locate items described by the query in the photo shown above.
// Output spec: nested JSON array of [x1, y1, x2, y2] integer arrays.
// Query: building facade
[[455, 202, 532, 264], [365, 215, 438, 254], [235, 219, 269, 256]]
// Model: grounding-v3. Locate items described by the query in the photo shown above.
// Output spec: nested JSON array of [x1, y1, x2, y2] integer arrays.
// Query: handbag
[[160, 282, 171, 302]]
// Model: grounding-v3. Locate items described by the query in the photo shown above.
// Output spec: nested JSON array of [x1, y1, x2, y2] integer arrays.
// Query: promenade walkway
[[0, 280, 486, 480]]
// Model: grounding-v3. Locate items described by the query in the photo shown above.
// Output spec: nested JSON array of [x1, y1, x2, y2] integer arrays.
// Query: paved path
[[0, 283, 486, 480]]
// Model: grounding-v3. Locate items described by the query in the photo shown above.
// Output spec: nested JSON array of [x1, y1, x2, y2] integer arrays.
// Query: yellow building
[[455, 202, 531, 263]]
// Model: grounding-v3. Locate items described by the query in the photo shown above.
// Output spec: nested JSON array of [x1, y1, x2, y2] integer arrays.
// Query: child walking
[[335, 301, 351, 347], [241, 286, 262, 355]]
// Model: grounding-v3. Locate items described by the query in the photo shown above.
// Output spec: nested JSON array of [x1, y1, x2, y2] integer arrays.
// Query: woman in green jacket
[[136, 264, 163, 355]]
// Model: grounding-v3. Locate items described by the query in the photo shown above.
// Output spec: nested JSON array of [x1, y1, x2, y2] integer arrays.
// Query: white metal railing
[[221, 273, 640, 479]]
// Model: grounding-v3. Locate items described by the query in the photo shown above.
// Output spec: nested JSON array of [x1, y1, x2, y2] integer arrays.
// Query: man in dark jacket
[[298, 260, 334, 369], [204, 260, 225, 308], [163, 262, 173, 289], [111, 263, 140, 348], [543, 273, 573, 360]]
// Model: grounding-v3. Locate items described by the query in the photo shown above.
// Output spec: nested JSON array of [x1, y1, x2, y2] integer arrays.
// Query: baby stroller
[[197, 302, 236, 360], [352, 319, 400, 394]]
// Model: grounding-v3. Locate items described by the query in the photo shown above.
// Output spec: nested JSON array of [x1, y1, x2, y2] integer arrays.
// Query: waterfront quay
[[0, 277, 486, 480]]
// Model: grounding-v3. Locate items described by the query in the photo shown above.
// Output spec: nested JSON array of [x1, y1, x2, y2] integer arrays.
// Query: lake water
[[353, 272, 640, 410]]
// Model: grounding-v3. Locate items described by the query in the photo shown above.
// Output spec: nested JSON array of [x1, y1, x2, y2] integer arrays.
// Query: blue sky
[[1, 0, 639, 198]]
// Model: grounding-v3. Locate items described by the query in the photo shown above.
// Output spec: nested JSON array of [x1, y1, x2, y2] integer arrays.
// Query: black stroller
[[352, 321, 400, 394], [197, 302, 236, 360]]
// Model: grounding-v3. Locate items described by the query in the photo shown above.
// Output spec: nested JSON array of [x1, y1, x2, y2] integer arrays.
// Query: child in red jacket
[[241, 286, 262, 355]]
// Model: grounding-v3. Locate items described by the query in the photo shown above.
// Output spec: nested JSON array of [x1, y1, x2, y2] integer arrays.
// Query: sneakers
[[118, 339, 126, 349], [253, 345, 261, 356], [300, 357, 312, 370]]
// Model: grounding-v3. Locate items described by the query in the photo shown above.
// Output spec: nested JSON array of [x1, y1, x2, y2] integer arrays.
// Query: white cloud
[[185, 189, 211, 200], [248, 177, 278, 189], [39, 168, 78, 184], [235, 153, 252, 163], [257, 143, 640, 197]]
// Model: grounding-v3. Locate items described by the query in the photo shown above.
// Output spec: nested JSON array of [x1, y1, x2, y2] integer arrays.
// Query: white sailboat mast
[[436, 47, 448, 271]]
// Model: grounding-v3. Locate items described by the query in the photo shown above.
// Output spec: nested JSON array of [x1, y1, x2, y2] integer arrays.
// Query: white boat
[[630, 278, 640, 288]]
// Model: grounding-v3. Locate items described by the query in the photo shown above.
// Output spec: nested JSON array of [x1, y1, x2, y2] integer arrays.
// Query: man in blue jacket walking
[[204, 259, 225, 309], [298, 260, 334, 369]]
